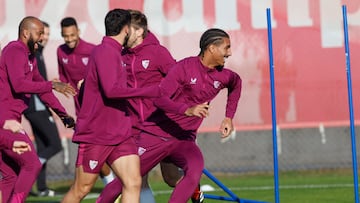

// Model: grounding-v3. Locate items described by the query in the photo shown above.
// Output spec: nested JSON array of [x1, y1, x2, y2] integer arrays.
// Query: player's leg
[[160, 161, 182, 187], [61, 166, 99, 203], [27, 111, 62, 162], [160, 161, 204, 203], [168, 140, 204, 203], [106, 136, 140, 203], [27, 111, 62, 196], [95, 176, 124, 203], [137, 132, 182, 203], [99, 163, 114, 185], [111, 154, 141, 203], [1, 131, 42, 202], [97, 131, 173, 203], [0, 150, 17, 203], [61, 143, 109, 203]]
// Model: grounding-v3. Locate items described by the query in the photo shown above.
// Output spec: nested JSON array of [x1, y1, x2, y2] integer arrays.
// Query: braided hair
[[199, 28, 229, 57]]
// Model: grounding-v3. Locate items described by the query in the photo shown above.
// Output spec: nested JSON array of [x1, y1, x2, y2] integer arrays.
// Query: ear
[[208, 44, 216, 54], [123, 25, 129, 35], [23, 30, 30, 39]]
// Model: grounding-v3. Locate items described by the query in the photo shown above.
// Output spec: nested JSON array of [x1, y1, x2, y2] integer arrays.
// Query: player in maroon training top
[[61, 9, 161, 203], [97, 28, 242, 203], [0, 16, 76, 203]]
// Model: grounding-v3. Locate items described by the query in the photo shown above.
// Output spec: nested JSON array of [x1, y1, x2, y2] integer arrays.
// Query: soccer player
[[57, 16, 114, 185], [122, 10, 177, 203], [0, 119, 32, 203], [123, 10, 204, 203], [0, 119, 31, 203], [0, 16, 76, 203], [97, 28, 242, 203], [60, 9, 161, 203], [57, 17, 95, 115], [23, 21, 61, 197]]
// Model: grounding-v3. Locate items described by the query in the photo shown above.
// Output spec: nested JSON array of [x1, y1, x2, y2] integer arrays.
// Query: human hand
[[60, 115, 75, 128], [12, 141, 31, 154], [219, 117, 233, 138], [184, 102, 210, 118], [3, 120, 25, 134], [77, 79, 84, 90], [52, 81, 77, 98]]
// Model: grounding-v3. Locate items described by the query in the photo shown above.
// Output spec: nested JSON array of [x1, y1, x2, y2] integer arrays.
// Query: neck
[[199, 55, 216, 69], [110, 35, 125, 46]]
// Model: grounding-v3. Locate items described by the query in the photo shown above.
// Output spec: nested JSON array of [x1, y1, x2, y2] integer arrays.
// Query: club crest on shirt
[[82, 57, 89, 65], [142, 60, 150, 69], [28, 61, 33, 71], [214, 81, 221, 89], [138, 147, 146, 156], [89, 160, 98, 170], [190, 78, 197, 85], [62, 58, 68, 64]]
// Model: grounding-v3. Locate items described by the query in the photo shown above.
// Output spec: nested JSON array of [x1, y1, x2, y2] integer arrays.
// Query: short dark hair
[[129, 9, 148, 38], [199, 28, 229, 56], [105, 9, 131, 36], [60, 17, 77, 28]]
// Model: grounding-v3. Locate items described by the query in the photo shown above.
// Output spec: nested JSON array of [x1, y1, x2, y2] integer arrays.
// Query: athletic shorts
[[76, 136, 137, 173], [136, 131, 178, 176]]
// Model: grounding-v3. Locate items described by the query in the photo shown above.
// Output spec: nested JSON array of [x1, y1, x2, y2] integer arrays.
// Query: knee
[[123, 175, 141, 191], [183, 166, 203, 185], [73, 182, 93, 199]]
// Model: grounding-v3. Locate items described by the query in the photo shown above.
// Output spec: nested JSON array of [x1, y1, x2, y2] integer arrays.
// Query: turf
[[25, 168, 357, 203]]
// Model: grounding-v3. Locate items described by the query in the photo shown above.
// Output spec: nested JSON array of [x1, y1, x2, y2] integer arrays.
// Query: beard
[[27, 34, 37, 55], [215, 65, 224, 71], [123, 33, 130, 47]]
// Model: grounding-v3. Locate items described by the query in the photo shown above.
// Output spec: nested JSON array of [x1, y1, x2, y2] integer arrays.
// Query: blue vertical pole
[[342, 5, 359, 203], [266, 8, 280, 203]]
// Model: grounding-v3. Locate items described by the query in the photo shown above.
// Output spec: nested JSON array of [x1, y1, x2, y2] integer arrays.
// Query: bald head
[[18, 16, 44, 54], [18, 16, 43, 37]]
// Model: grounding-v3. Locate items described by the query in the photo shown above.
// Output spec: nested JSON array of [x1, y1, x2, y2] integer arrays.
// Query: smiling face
[[61, 25, 80, 49], [206, 37, 232, 68], [27, 20, 44, 54]]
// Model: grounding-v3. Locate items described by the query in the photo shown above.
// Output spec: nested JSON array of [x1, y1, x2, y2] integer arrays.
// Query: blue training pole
[[266, 8, 280, 203], [342, 5, 359, 203]]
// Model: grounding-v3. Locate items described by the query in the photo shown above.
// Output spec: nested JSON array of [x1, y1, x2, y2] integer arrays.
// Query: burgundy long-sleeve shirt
[[144, 56, 242, 141], [0, 40, 67, 127], [57, 38, 95, 114], [0, 132, 15, 149], [123, 31, 176, 125], [72, 37, 160, 145]]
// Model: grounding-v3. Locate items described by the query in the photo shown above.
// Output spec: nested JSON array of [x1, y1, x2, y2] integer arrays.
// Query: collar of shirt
[[16, 39, 31, 55], [102, 36, 123, 52]]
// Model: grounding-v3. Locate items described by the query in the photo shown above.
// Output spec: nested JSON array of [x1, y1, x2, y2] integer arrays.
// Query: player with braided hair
[[97, 28, 242, 203]]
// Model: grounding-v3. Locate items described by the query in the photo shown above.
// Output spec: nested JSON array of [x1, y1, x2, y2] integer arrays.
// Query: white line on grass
[[152, 183, 355, 195], [81, 184, 355, 199]]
